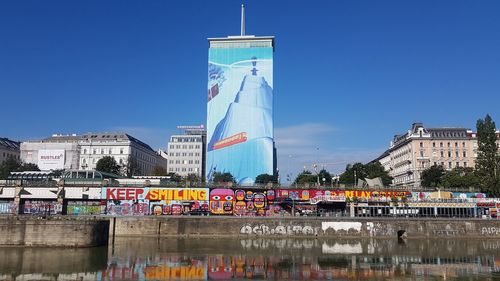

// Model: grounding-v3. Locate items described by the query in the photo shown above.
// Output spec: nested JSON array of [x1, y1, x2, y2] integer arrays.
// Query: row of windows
[[420, 151, 468, 158], [168, 160, 200, 164], [171, 137, 202, 143], [2, 152, 19, 160], [83, 148, 124, 155], [168, 167, 199, 172], [420, 141, 467, 148], [170, 152, 201, 157], [169, 144, 201, 150], [82, 157, 125, 165], [433, 161, 468, 168]]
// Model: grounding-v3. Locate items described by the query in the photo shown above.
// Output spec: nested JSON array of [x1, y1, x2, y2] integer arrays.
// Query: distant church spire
[[240, 4, 245, 36]]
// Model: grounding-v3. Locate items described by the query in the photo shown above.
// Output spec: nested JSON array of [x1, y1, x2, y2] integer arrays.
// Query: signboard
[[206, 43, 274, 184], [38, 149, 65, 170]]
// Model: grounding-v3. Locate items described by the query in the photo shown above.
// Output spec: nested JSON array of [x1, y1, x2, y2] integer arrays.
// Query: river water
[[0, 237, 499, 281]]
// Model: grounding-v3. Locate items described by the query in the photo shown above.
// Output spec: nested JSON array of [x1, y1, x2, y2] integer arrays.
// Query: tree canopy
[[293, 171, 318, 185], [95, 156, 121, 175], [475, 114, 500, 196], [339, 162, 392, 186], [255, 173, 278, 184], [0, 157, 40, 179], [421, 165, 445, 187], [212, 172, 236, 184]]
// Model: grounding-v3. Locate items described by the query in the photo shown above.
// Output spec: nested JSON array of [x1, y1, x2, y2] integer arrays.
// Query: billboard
[[38, 149, 65, 170], [207, 42, 274, 185]]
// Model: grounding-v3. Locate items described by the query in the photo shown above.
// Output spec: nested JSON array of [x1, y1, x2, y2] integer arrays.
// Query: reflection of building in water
[[92, 253, 499, 281]]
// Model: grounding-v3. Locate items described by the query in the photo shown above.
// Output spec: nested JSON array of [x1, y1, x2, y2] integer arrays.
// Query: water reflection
[[0, 238, 499, 280]]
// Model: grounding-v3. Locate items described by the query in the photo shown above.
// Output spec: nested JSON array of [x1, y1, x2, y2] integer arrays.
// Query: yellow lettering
[[149, 189, 158, 200], [158, 189, 168, 200]]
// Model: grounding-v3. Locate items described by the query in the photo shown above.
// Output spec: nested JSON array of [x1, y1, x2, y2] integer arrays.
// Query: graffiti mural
[[66, 201, 102, 215], [22, 200, 62, 215], [210, 189, 234, 215], [0, 201, 17, 214]]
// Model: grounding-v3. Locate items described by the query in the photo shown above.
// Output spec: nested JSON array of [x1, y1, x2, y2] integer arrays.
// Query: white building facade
[[20, 135, 80, 170], [166, 126, 206, 178], [20, 133, 167, 176]]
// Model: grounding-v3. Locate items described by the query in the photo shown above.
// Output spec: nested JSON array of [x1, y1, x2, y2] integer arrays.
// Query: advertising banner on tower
[[37, 149, 65, 170], [207, 43, 274, 185]]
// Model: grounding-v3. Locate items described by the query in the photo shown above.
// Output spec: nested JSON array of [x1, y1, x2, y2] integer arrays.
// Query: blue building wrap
[[207, 45, 274, 185]]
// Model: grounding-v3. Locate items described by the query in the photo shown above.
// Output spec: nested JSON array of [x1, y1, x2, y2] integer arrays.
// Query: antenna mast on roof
[[240, 4, 245, 36]]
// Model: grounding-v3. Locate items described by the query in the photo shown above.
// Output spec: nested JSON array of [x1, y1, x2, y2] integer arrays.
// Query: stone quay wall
[[110, 216, 500, 239], [0, 216, 109, 247]]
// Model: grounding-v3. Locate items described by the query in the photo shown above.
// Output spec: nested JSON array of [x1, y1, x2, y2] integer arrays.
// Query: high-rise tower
[[206, 5, 275, 185]]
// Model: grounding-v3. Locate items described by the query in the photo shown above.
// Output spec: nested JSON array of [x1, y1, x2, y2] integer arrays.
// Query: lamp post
[[354, 170, 357, 188]]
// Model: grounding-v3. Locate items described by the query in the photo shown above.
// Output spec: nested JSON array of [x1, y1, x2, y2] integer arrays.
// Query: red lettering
[[117, 189, 126, 200], [136, 189, 144, 198], [126, 189, 135, 200], [106, 188, 117, 200]]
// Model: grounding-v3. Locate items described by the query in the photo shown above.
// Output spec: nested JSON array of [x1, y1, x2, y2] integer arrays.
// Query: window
[[455, 151, 459, 157], [188, 160, 193, 164], [93, 149, 96, 154], [462, 142, 466, 147], [188, 168, 193, 172], [170, 145, 174, 149], [175, 160, 180, 164], [176, 145, 180, 149], [82, 159, 86, 164], [109, 149, 112, 154], [420, 151, 424, 157], [463, 151, 467, 157], [440, 142, 443, 148], [432, 142, 436, 147], [456, 162, 459, 167], [195, 145, 200, 149], [101, 149, 104, 154], [169, 168, 173, 172], [447, 142, 450, 147], [448, 162, 452, 168], [440, 151, 444, 157], [455, 142, 458, 147], [182, 152, 186, 156], [83, 149, 87, 154], [448, 151, 451, 157], [182, 145, 187, 149], [189, 145, 193, 149], [419, 142, 423, 148], [464, 162, 467, 167], [433, 162, 437, 166], [195, 160, 199, 164], [175, 168, 179, 172], [182, 168, 186, 172], [170, 152, 174, 156], [119, 159, 123, 164], [120, 148, 124, 154]]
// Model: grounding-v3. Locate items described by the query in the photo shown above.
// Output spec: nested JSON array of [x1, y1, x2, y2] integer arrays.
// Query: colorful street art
[[22, 200, 62, 215], [66, 201, 102, 215]]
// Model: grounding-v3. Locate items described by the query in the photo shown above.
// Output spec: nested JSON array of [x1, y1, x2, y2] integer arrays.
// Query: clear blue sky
[[1, 0, 499, 178]]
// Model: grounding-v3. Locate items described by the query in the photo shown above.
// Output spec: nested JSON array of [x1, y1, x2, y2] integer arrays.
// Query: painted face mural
[[266, 190, 275, 201], [210, 189, 235, 215], [234, 201, 246, 216], [245, 191, 254, 201], [253, 193, 266, 209], [235, 190, 245, 201]]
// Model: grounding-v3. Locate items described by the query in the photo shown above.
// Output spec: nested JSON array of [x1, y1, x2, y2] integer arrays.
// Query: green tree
[[421, 165, 445, 187], [317, 169, 332, 186], [185, 173, 201, 183], [212, 172, 236, 184], [475, 114, 500, 196], [18, 163, 40, 172], [364, 162, 393, 186], [339, 163, 366, 185], [0, 156, 20, 179], [293, 171, 317, 185], [96, 156, 121, 175], [122, 155, 141, 177], [151, 165, 167, 176], [255, 173, 278, 184], [442, 167, 479, 189], [167, 172, 182, 183]]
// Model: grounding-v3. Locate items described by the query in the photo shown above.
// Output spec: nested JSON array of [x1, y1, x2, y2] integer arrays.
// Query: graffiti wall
[[101, 188, 209, 216], [0, 201, 17, 214], [22, 200, 62, 215], [66, 201, 102, 215]]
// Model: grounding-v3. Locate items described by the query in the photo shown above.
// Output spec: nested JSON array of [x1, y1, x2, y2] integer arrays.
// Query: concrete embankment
[[110, 216, 500, 238], [0, 216, 109, 247]]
